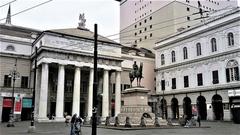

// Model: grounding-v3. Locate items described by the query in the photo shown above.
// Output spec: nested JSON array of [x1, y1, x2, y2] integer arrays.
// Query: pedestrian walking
[[197, 115, 201, 127], [74, 116, 83, 135], [65, 115, 71, 126], [70, 114, 77, 135]]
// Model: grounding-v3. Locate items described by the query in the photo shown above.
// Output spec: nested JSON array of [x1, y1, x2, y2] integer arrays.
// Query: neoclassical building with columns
[[32, 27, 123, 122]]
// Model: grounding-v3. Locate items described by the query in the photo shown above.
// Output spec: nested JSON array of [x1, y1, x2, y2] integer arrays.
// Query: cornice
[[155, 10, 240, 50], [155, 48, 240, 72], [38, 46, 124, 62], [0, 38, 32, 46], [0, 52, 31, 59], [153, 82, 240, 96]]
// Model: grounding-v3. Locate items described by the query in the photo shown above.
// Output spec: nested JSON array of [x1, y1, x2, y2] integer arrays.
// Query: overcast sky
[[0, 0, 239, 41], [0, 0, 120, 40]]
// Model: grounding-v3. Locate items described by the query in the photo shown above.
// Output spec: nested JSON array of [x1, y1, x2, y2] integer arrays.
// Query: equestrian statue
[[129, 61, 143, 87]]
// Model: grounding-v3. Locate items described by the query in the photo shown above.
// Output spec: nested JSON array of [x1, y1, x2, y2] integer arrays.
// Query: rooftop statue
[[78, 13, 86, 29], [129, 61, 143, 87]]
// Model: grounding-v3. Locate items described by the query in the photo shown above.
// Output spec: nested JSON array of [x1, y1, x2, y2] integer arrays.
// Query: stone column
[[102, 69, 109, 119], [72, 67, 81, 116], [38, 63, 49, 121], [115, 71, 121, 116], [87, 68, 94, 120], [55, 64, 65, 121], [34, 68, 40, 117]]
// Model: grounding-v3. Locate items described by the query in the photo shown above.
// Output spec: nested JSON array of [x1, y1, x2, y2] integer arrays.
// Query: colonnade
[[37, 63, 121, 121]]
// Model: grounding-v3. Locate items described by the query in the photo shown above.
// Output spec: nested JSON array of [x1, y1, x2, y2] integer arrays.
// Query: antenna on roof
[[193, 1, 209, 20]]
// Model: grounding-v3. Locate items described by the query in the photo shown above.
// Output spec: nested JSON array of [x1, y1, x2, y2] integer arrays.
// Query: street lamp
[[28, 46, 38, 132], [7, 59, 20, 127]]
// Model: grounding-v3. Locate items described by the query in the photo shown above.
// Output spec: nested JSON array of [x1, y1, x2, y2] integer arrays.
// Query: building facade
[[154, 8, 240, 123], [0, 23, 40, 122], [120, 0, 238, 50]]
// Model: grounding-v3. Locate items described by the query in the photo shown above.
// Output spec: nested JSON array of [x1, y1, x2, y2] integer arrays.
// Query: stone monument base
[[117, 87, 155, 126]]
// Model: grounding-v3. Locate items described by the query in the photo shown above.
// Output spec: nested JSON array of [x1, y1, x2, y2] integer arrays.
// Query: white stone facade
[[154, 8, 240, 122]]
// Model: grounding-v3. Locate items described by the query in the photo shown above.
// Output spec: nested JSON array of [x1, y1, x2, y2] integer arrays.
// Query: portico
[[32, 27, 123, 122]]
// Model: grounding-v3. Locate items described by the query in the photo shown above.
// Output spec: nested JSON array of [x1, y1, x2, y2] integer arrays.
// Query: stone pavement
[[0, 121, 239, 135]]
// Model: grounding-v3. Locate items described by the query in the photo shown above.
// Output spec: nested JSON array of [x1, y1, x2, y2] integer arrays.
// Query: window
[[183, 47, 188, 59], [135, 25, 137, 28], [226, 60, 239, 82], [187, 7, 190, 11], [139, 30, 142, 34], [144, 27, 147, 31], [150, 25, 152, 29], [187, 16, 190, 21], [161, 80, 165, 90], [197, 73, 203, 86], [145, 36, 147, 39], [211, 38, 217, 52], [21, 76, 28, 88], [161, 54, 165, 65], [150, 33, 152, 37], [124, 84, 130, 89], [150, 16, 152, 20], [4, 75, 11, 87], [139, 38, 142, 42], [227, 32, 234, 46], [6, 45, 15, 51], [144, 19, 147, 23], [212, 70, 219, 84], [171, 51, 176, 62], [172, 78, 176, 89], [184, 76, 189, 87], [135, 32, 137, 36], [196, 43, 202, 56], [139, 22, 142, 26]]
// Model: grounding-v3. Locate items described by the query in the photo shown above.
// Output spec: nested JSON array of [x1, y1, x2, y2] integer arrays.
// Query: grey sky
[[0, 0, 120, 40]]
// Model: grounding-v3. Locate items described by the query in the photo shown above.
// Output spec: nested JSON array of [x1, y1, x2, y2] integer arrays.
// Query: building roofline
[[154, 7, 240, 49]]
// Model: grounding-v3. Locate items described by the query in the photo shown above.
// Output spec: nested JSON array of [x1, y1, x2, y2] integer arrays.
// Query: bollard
[[125, 117, 131, 128], [105, 116, 110, 126], [154, 117, 160, 127], [140, 116, 146, 127], [114, 116, 119, 127]]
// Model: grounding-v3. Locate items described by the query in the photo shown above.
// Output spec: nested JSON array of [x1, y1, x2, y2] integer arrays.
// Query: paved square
[[0, 121, 239, 135]]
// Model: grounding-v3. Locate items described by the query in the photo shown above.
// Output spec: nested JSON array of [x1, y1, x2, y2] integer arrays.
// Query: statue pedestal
[[117, 87, 155, 126]]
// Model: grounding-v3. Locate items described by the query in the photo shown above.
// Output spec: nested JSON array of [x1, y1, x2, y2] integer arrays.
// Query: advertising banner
[[14, 96, 22, 114]]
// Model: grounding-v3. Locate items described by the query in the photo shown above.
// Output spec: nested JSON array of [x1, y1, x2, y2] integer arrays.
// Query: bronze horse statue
[[129, 62, 143, 87]]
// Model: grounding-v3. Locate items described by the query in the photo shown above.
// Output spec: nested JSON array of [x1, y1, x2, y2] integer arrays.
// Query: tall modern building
[[120, 0, 238, 51]]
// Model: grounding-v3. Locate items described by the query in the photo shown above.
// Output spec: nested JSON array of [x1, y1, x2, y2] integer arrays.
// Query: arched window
[[171, 51, 176, 63], [227, 32, 234, 46], [183, 47, 188, 59], [161, 54, 165, 65], [6, 45, 15, 51], [196, 43, 202, 56], [211, 38, 217, 52], [226, 60, 239, 82]]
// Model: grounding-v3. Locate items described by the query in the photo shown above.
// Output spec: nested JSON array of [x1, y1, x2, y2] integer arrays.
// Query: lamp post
[[28, 47, 37, 132], [7, 59, 20, 127], [92, 23, 98, 135]]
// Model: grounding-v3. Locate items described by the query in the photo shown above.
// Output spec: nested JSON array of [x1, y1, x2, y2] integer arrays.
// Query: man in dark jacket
[[70, 114, 77, 135]]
